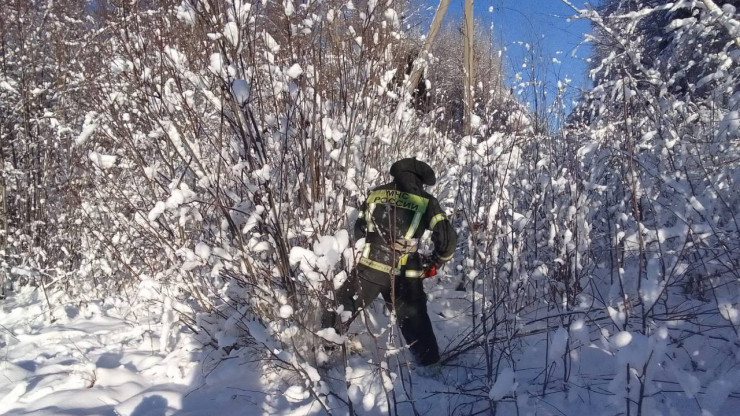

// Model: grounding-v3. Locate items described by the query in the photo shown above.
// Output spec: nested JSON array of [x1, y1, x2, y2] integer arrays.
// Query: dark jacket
[[354, 159, 457, 278]]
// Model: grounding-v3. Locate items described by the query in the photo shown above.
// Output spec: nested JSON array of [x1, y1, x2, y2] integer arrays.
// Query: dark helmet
[[390, 158, 436, 192]]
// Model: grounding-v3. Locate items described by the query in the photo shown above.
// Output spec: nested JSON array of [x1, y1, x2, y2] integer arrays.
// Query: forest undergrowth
[[1, 0, 739, 414]]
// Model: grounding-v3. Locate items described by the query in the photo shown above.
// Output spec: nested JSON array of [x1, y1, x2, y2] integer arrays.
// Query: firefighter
[[321, 158, 457, 366]]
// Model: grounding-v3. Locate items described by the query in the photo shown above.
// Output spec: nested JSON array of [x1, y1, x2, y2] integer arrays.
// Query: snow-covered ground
[[0, 285, 466, 416], [0, 286, 267, 415], [0, 283, 497, 416], [3, 281, 740, 416]]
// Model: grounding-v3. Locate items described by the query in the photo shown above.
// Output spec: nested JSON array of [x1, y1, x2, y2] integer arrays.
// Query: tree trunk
[[463, 0, 475, 136]]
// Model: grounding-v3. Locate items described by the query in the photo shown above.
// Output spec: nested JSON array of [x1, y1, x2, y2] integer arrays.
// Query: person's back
[[357, 172, 454, 280], [322, 158, 456, 366]]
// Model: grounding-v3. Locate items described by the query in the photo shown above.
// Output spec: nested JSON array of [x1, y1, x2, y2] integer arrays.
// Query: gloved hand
[[424, 262, 438, 278], [421, 255, 439, 278]]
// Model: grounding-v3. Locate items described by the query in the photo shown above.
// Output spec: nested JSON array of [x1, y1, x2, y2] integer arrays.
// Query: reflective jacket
[[354, 182, 457, 278]]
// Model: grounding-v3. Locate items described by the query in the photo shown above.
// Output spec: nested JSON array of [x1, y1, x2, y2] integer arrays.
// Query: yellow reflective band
[[397, 253, 409, 268], [359, 254, 422, 278], [439, 253, 454, 262], [359, 257, 399, 275], [405, 212, 422, 239], [430, 213, 445, 229], [366, 203, 377, 232]]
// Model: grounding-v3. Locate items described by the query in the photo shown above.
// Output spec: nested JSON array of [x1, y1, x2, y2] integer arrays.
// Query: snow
[[286, 63, 303, 79], [165, 185, 196, 210], [569, 319, 590, 346], [703, 377, 736, 414], [0, 287, 313, 415], [313, 231, 349, 267], [211, 247, 233, 261], [718, 110, 739, 138], [231, 79, 250, 104], [110, 57, 131, 74], [223, 22, 239, 46], [0, 79, 19, 93], [3, 260, 740, 416], [279, 304, 294, 319], [148, 201, 166, 222], [175, 1, 197, 24], [88, 151, 117, 169], [284, 385, 309, 402], [76, 112, 98, 146], [0, 287, 196, 415], [5, 1, 740, 415], [607, 305, 626, 327], [262, 32, 280, 53], [673, 366, 701, 398], [383, 9, 400, 30], [718, 302, 740, 325], [194, 242, 211, 259], [488, 368, 517, 400], [283, 0, 295, 17], [252, 164, 271, 182], [208, 53, 224, 75], [315, 328, 346, 344], [470, 113, 482, 130], [548, 326, 569, 363], [612, 331, 632, 348], [164, 46, 187, 71]]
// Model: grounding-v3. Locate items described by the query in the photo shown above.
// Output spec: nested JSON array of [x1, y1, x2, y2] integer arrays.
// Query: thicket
[[1, 0, 739, 414]]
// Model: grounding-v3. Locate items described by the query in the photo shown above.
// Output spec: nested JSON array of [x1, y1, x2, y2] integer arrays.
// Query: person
[[321, 158, 457, 366]]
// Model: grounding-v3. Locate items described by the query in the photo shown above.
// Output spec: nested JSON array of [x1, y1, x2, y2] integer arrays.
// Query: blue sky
[[418, 0, 597, 121]]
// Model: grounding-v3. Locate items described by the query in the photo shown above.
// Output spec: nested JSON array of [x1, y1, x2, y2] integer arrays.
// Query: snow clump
[[231, 79, 250, 104], [279, 305, 294, 319], [89, 151, 117, 169], [316, 328, 346, 344], [489, 368, 517, 400], [286, 63, 303, 79]]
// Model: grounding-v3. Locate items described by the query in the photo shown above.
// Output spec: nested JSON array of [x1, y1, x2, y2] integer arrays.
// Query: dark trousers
[[321, 265, 440, 365]]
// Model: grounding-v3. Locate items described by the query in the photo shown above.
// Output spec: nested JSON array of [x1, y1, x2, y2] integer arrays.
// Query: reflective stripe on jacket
[[354, 182, 457, 278]]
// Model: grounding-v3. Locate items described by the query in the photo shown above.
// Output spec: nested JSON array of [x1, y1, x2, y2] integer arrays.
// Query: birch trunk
[[406, 0, 451, 91]]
